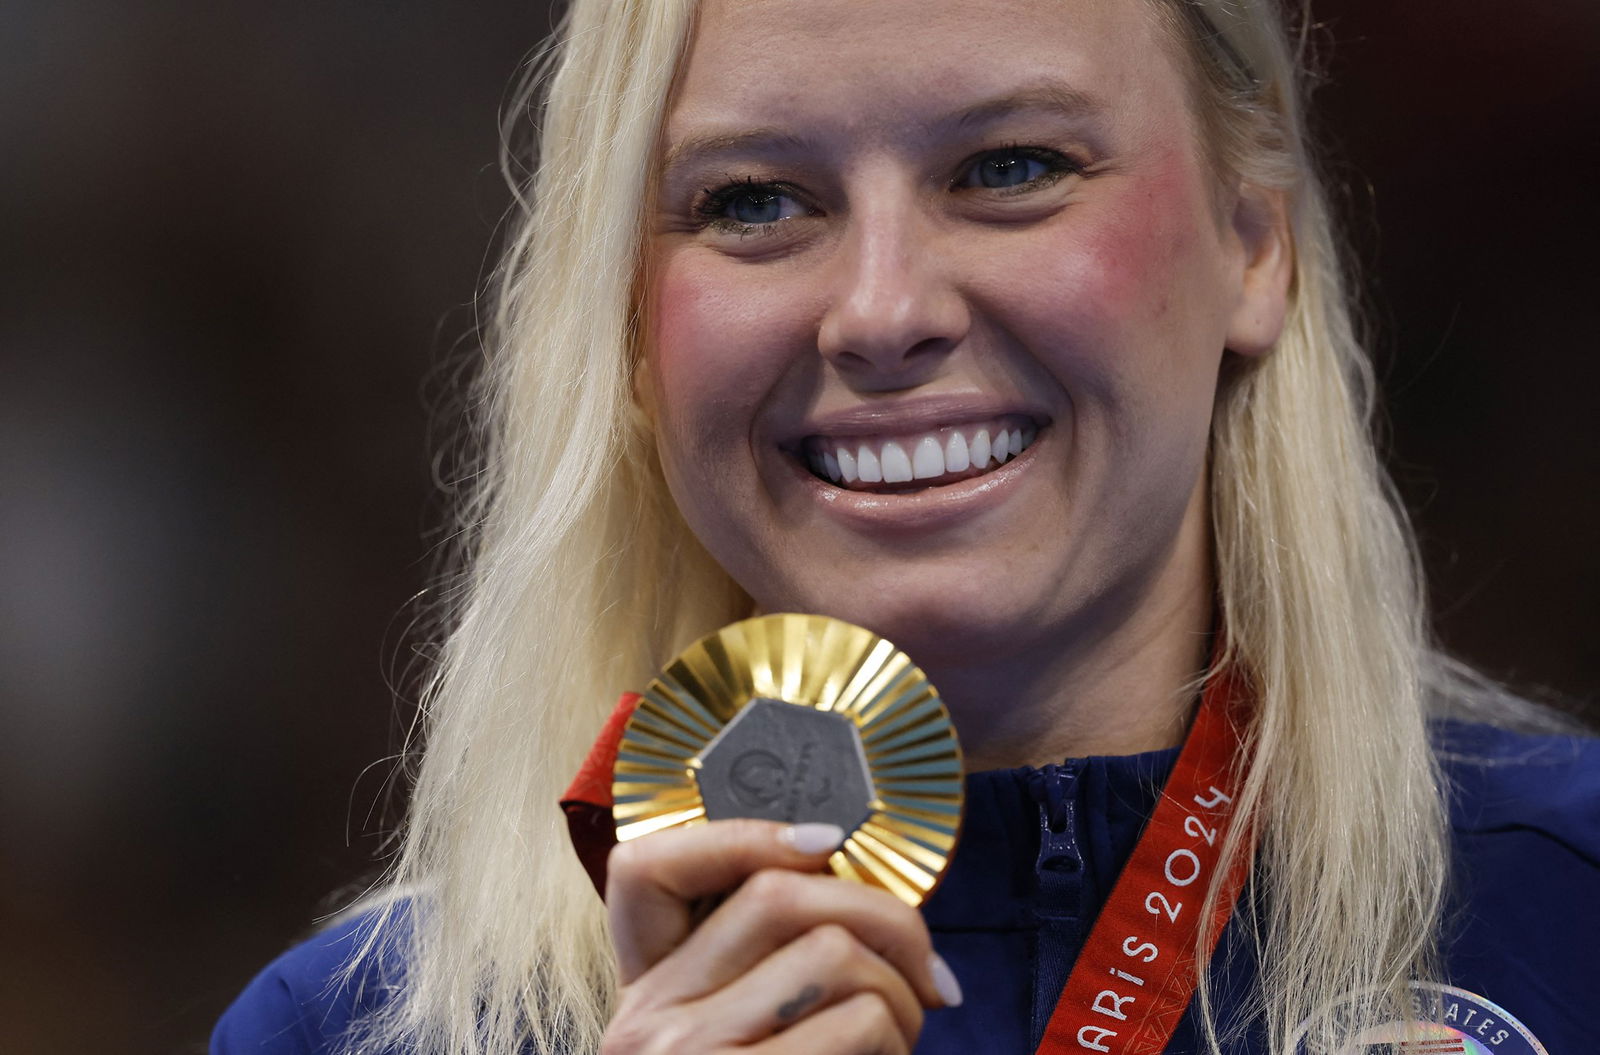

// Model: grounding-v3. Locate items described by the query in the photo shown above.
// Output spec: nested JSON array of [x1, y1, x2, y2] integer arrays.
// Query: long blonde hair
[[339, 0, 1486, 1051]]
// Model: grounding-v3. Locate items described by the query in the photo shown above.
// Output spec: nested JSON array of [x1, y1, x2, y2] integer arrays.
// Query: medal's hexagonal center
[[695, 697, 876, 832]]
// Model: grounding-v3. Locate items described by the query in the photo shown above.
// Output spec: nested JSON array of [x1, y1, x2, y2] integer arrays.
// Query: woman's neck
[[928, 493, 1215, 772]]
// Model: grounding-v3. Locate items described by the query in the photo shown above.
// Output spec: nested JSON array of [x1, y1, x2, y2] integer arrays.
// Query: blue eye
[[956, 143, 1084, 195], [727, 187, 784, 224], [691, 176, 806, 236], [969, 149, 1053, 189]]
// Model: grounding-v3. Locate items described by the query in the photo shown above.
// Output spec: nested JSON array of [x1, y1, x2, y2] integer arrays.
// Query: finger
[[683, 923, 923, 1048], [605, 819, 844, 982], [746, 991, 909, 1055], [635, 867, 952, 1012]]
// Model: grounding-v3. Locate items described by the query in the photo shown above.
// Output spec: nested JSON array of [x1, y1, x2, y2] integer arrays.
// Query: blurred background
[[0, 1, 1594, 1051]]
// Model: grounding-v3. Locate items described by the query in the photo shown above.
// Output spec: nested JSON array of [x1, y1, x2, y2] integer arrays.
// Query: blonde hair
[[335, 0, 1512, 1051]]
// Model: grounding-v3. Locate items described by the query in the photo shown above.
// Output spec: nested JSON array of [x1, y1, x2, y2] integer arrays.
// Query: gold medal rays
[[612, 613, 965, 906]]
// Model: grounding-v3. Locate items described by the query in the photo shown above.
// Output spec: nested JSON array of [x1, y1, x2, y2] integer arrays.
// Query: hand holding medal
[[614, 612, 965, 905], [582, 613, 967, 1052]]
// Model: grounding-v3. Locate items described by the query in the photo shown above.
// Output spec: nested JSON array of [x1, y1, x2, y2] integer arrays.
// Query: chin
[[780, 566, 1055, 668]]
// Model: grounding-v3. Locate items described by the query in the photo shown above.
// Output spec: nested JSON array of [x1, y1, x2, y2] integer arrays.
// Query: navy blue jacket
[[212, 719, 1600, 1053]]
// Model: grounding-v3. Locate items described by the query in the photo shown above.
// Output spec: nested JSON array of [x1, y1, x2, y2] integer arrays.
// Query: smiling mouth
[[794, 414, 1041, 493]]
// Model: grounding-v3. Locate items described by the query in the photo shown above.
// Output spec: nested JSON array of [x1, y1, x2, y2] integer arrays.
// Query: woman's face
[[643, 0, 1288, 675]]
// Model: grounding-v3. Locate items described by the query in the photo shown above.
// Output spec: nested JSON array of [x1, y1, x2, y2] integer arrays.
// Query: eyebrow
[[658, 79, 1107, 181]]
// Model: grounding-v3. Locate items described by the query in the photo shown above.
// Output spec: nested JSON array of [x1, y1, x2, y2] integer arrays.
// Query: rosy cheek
[[647, 254, 791, 471], [648, 261, 727, 411], [1084, 163, 1199, 316], [1026, 152, 1214, 390]]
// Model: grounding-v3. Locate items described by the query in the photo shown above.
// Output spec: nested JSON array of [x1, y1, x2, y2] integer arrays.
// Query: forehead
[[664, 0, 1184, 147]]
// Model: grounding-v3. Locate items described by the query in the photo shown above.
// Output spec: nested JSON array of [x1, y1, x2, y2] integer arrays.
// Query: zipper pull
[[1031, 762, 1083, 911]]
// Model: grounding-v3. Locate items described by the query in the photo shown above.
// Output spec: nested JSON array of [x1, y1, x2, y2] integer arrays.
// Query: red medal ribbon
[[559, 691, 640, 896], [1037, 667, 1253, 1055], [560, 670, 1254, 1053]]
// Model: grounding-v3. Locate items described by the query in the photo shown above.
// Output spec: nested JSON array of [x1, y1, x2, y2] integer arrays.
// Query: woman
[[213, 0, 1597, 1052]]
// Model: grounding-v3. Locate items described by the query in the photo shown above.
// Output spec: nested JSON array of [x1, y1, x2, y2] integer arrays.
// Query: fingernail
[[928, 952, 963, 1007], [781, 822, 846, 854]]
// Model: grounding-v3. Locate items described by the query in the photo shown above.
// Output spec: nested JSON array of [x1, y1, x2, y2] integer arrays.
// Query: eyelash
[[690, 142, 1083, 239]]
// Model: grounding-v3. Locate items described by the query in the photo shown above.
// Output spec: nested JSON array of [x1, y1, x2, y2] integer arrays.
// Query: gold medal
[[612, 613, 964, 906]]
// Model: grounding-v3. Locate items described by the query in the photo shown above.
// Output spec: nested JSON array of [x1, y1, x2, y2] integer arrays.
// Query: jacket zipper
[[1032, 759, 1084, 919], [1027, 760, 1085, 1045]]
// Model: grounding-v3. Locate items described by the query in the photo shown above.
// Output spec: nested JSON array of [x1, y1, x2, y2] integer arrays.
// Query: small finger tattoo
[[776, 983, 824, 1023]]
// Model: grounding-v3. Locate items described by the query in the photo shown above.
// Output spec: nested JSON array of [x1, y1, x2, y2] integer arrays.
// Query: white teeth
[[880, 441, 913, 483], [944, 431, 969, 473], [970, 429, 991, 469], [857, 445, 882, 483], [912, 436, 945, 479], [805, 417, 1041, 488], [837, 447, 858, 483]]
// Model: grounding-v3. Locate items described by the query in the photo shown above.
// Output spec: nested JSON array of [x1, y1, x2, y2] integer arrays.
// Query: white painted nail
[[782, 822, 846, 854], [928, 952, 963, 1007]]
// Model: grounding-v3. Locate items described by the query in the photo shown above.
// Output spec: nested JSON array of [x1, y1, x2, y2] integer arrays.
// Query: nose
[[816, 196, 969, 385]]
